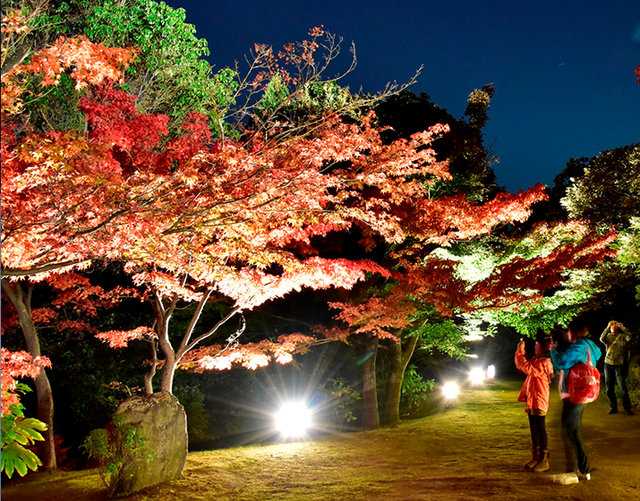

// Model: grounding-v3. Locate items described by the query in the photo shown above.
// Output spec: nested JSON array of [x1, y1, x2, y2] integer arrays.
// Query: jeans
[[528, 414, 547, 450], [604, 363, 632, 412], [561, 398, 589, 474]]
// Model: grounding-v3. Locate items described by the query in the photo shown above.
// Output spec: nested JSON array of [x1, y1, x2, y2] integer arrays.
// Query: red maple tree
[[3, 10, 607, 467], [329, 219, 617, 428], [1, 12, 142, 470]]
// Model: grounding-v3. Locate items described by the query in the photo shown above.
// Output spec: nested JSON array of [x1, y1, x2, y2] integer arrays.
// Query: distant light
[[469, 367, 485, 385], [464, 334, 484, 342], [442, 381, 460, 400], [487, 364, 496, 381], [275, 402, 312, 437], [467, 354, 479, 359]]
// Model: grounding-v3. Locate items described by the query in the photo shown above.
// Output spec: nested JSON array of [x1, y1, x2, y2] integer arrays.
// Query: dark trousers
[[561, 398, 589, 474], [604, 363, 632, 412], [527, 413, 548, 450]]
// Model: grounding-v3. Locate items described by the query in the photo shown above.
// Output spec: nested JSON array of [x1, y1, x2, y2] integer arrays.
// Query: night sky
[[164, 0, 639, 193]]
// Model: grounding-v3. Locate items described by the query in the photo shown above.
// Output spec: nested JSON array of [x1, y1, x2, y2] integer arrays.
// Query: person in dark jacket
[[600, 320, 634, 415], [550, 321, 602, 485]]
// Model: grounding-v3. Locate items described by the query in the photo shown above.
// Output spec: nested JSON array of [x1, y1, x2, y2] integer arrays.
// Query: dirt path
[[3, 380, 639, 501]]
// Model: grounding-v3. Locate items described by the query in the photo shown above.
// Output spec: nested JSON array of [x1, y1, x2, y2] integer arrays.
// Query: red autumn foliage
[[17, 35, 136, 90], [330, 222, 618, 339], [1, 272, 139, 337], [1, 19, 591, 390], [1, 348, 51, 416], [182, 333, 316, 372]]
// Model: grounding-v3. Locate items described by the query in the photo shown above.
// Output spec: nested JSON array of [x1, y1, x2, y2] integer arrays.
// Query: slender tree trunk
[[143, 339, 158, 395], [159, 353, 177, 394], [1, 279, 57, 471], [145, 291, 179, 394], [155, 310, 176, 394], [381, 334, 419, 426], [360, 335, 380, 431], [153, 288, 236, 395]]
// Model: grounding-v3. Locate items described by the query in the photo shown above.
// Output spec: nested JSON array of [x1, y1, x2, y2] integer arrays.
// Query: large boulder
[[113, 391, 187, 496]]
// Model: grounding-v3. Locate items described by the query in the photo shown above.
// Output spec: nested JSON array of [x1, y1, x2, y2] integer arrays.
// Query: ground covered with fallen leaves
[[3, 380, 638, 501]]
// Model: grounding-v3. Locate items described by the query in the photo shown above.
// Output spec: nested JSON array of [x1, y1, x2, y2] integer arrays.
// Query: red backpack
[[566, 344, 600, 404]]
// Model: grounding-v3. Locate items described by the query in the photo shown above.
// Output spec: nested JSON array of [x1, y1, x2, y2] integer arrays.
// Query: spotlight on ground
[[469, 367, 485, 386], [274, 402, 312, 437], [442, 381, 460, 400]]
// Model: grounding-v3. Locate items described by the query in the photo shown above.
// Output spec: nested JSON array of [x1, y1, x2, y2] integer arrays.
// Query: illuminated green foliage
[[399, 365, 434, 418], [322, 378, 362, 426], [412, 317, 470, 359], [559, 143, 640, 306], [82, 414, 153, 497], [81, 0, 232, 135], [1, 385, 47, 479], [617, 217, 640, 268], [254, 73, 291, 120], [432, 220, 617, 336], [561, 143, 640, 230], [17, 0, 237, 136]]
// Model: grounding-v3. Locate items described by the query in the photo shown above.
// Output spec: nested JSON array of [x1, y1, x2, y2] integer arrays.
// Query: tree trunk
[[159, 354, 177, 394], [143, 340, 158, 395], [360, 335, 380, 431], [156, 317, 176, 394], [1, 279, 57, 471], [150, 293, 177, 394], [381, 334, 419, 426]]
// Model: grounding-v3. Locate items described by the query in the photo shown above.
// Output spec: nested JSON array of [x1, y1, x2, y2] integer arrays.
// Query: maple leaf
[[95, 326, 157, 349], [181, 333, 315, 372], [17, 36, 136, 90], [0, 348, 51, 416]]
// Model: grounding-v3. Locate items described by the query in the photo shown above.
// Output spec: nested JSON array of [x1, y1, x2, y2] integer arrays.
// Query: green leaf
[[1, 442, 43, 478], [3, 458, 15, 479]]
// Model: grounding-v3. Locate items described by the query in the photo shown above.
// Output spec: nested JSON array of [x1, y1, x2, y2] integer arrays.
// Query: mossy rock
[[112, 392, 187, 496]]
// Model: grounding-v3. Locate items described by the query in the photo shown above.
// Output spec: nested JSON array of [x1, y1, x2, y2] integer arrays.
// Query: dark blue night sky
[[165, 0, 639, 193]]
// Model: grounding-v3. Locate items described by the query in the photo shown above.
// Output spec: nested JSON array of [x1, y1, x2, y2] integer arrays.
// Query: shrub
[[81, 415, 153, 497], [400, 365, 434, 418], [322, 378, 362, 428]]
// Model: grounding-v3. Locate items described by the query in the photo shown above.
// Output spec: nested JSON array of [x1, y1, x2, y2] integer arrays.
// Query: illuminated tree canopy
[[1, 3, 632, 479]]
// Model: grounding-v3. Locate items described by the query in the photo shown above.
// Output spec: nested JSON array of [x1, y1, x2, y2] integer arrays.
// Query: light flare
[[274, 402, 312, 437], [442, 381, 460, 400], [469, 367, 485, 385]]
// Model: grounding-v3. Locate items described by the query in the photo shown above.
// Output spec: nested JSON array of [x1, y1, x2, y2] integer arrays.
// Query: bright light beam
[[469, 367, 485, 385], [274, 402, 312, 437], [442, 381, 460, 400]]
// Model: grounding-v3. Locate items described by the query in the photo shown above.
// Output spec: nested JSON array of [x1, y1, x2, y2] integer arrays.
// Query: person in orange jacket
[[515, 333, 556, 472]]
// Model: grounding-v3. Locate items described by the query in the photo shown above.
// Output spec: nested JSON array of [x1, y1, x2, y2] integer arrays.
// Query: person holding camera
[[600, 320, 634, 415], [550, 321, 601, 484], [515, 333, 556, 472]]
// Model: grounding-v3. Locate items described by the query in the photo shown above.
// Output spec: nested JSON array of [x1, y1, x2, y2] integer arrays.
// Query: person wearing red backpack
[[550, 320, 602, 485]]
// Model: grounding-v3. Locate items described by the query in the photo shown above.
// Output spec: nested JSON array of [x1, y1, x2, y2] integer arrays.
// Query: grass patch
[[3, 379, 639, 501]]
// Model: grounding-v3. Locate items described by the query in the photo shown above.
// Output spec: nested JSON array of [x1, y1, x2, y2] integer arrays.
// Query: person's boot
[[532, 450, 550, 472], [524, 447, 539, 470]]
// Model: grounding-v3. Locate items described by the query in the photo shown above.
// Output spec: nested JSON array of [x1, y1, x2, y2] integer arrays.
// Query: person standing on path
[[550, 321, 602, 485], [600, 320, 634, 415], [515, 333, 556, 472]]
